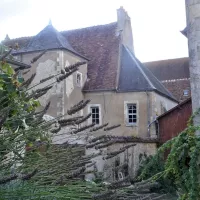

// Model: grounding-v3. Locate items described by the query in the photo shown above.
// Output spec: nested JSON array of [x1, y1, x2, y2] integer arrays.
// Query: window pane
[[127, 103, 137, 124], [96, 119, 99, 124], [129, 115, 133, 119]]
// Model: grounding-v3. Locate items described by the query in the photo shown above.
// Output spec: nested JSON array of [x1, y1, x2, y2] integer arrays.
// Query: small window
[[76, 72, 82, 87], [90, 106, 100, 125], [127, 104, 137, 124], [183, 89, 189, 97]]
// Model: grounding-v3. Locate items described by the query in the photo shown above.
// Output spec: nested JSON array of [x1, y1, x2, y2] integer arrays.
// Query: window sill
[[125, 124, 138, 127]]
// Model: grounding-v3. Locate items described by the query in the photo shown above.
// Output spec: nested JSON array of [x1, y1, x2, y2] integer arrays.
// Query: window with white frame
[[125, 102, 138, 125], [88, 104, 102, 125], [76, 72, 82, 87], [91, 106, 100, 125]]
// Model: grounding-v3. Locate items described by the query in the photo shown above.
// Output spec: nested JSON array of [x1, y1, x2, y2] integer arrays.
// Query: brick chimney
[[117, 7, 134, 53]]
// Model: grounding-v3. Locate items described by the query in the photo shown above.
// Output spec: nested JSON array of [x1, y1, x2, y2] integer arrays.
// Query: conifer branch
[[31, 50, 47, 63], [0, 48, 12, 61], [67, 100, 90, 115], [20, 73, 36, 88], [104, 124, 121, 131], [0, 174, 18, 185], [64, 61, 86, 72], [22, 69, 30, 75], [72, 123, 95, 134], [75, 113, 92, 124], [90, 123, 109, 132], [21, 169, 38, 180]]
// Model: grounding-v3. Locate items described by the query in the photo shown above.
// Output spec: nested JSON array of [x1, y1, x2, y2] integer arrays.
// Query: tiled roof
[[144, 57, 190, 81], [3, 22, 176, 101], [118, 45, 177, 101], [143, 57, 190, 102], [3, 22, 120, 91], [62, 23, 120, 91], [162, 79, 191, 102]]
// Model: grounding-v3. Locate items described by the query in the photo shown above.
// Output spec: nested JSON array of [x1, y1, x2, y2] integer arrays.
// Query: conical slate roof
[[118, 45, 176, 101], [14, 23, 87, 59]]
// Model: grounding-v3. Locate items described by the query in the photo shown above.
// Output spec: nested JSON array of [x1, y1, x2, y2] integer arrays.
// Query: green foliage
[[137, 153, 177, 195], [141, 110, 200, 200], [0, 180, 102, 200]]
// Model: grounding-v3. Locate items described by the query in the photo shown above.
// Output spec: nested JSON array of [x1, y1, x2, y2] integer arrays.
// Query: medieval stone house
[[2, 7, 178, 178]]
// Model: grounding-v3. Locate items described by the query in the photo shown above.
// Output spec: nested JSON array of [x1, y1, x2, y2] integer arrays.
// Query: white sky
[[0, 0, 188, 62]]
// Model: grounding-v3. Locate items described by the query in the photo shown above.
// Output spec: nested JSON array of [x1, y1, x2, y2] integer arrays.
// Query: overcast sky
[[0, 0, 188, 62]]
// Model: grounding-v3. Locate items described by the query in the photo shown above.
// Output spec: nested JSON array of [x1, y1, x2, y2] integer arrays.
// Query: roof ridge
[[61, 22, 117, 34], [5, 22, 117, 42], [4, 36, 32, 41], [143, 57, 189, 64]]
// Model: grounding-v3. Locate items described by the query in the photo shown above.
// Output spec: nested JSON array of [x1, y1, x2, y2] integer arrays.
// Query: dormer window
[[183, 89, 189, 97], [76, 72, 82, 87]]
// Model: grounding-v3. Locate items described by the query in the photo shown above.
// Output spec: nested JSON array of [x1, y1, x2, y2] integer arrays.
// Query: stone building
[[144, 57, 191, 102], [2, 7, 178, 179]]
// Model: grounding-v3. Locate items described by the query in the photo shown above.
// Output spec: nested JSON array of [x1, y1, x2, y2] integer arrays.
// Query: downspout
[[146, 91, 151, 137]]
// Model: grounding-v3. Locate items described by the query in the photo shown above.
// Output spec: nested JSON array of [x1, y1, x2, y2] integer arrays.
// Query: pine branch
[[90, 123, 109, 132], [104, 144, 135, 159], [23, 69, 30, 75], [31, 50, 47, 63], [40, 75, 55, 83], [57, 68, 78, 82], [92, 191, 115, 200], [0, 174, 18, 185], [65, 166, 86, 179], [104, 124, 121, 131], [21, 169, 38, 180], [33, 85, 53, 94], [0, 48, 12, 61], [88, 135, 106, 143], [64, 61, 86, 72], [72, 123, 95, 134], [35, 101, 51, 116], [58, 116, 83, 125], [86, 140, 108, 149], [67, 100, 90, 115], [20, 73, 36, 88], [75, 113, 92, 124], [95, 140, 116, 149], [108, 178, 131, 189]]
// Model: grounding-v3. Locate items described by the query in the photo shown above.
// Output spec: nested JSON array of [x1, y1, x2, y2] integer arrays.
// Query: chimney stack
[[117, 7, 134, 53]]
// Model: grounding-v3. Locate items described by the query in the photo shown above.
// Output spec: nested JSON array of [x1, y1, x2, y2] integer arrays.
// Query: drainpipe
[[146, 91, 151, 137]]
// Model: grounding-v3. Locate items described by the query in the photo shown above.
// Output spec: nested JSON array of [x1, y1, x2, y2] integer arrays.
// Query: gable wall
[[18, 50, 87, 118]]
